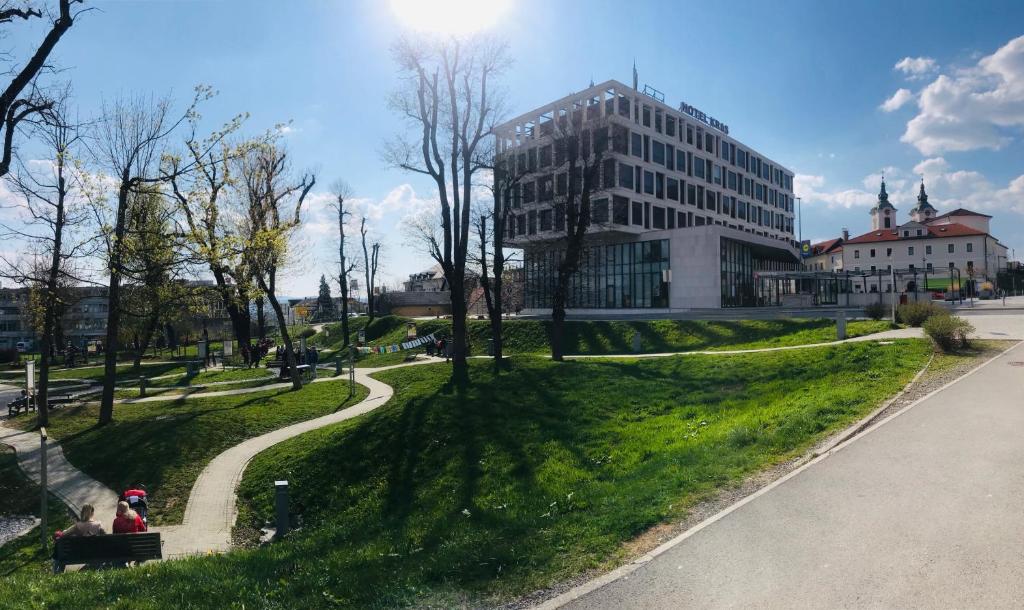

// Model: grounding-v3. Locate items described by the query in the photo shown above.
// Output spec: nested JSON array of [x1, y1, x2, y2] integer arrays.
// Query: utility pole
[[40, 427, 47, 550]]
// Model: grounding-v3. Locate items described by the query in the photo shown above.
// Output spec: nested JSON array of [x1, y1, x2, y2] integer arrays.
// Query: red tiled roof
[[845, 222, 987, 244], [931, 207, 992, 220], [810, 238, 843, 255]]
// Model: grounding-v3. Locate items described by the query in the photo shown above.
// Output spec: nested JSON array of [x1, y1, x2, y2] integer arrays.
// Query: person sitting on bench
[[58, 504, 105, 537], [112, 501, 146, 533]]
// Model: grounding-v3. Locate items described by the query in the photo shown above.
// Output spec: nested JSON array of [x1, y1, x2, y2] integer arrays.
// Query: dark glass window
[[618, 163, 633, 189], [655, 172, 664, 199], [667, 178, 679, 201], [632, 201, 643, 226], [539, 209, 552, 231], [612, 195, 629, 224], [643, 171, 655, 195], [631, 132, 643, 157], [653, 206, 665, 229], [653, 141, 665, 165], [591, 198, 609, 224]]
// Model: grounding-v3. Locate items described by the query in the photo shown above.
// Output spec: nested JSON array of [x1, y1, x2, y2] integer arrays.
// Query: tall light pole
[[796, 197, 803, 245]]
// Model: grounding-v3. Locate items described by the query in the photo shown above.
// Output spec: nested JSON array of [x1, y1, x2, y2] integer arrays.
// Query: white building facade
[[495, 79, 800, 311], [840, 181, 1008, 293]]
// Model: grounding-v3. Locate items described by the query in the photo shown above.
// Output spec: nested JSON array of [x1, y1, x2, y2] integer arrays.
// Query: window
[[631, 201, 643, 226], [612, 195, 629, 224], [516, 215, 526, 235], [948, 244, 955, 253], [917, 229, 923, 236], [966, 242, 973, 253], [908, 246, 914, 255], [602, 159, 616, 189], [854, 250, 860, 259], [538, 175, 553, 202], [612, 125, 629, 154], [618, 163, 633, 189], [655, 172, 664, 199], [528, 210, 537, 234], [926, 245, 932, 255], [693, 156, 705, 179], [643, 170, 654, 195], [556, 172, 567, 196], [666, 115, 676, 137], [527, 148, 537, 171], [870, 249, 876, 258], [927, 263, 933, 271], [591, 198, 609, 224], [642, 105, 651, 127], [687, 184, 696, 206], [654, 109, 662, 132], [523, 181, 535, 204], [667, 178, 679, 201], [539, 209, 552, 231], [949, 262, 955, 269], [676, 149, 686, 172], [666, 144, 675, 170], [631, 132, 643, 157], [653, 140, 665, 165], [686, 125, 694, 145], [539, 145, 552, 168], [884, 217, 891, 229], [903, 230, 909, 237], [886, 247, 892, 257], [653, 206, 665, 229]]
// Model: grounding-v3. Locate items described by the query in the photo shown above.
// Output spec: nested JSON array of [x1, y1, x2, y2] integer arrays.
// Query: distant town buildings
[[806, 180, 1009, 294]]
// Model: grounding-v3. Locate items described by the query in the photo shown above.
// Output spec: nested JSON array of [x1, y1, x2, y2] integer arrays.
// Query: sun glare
[[389, 0, 510, 35]]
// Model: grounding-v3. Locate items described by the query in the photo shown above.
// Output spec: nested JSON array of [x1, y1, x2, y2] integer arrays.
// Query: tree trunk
[[339, 275, 350, 347], [259, 275, 301, 390], [212, 268, 251, 365], [98, 179, 132, 426], [256, 297, 266, 340], [449, 272, 469, 380], [550, 254, 577, 362], [133, 309, 160, 369]]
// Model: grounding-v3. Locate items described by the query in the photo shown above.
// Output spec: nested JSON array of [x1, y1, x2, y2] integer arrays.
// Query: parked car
[[15, 341, 30, 353]]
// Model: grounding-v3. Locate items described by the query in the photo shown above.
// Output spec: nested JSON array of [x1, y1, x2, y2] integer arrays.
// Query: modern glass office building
[[497, 78, 799, 311]]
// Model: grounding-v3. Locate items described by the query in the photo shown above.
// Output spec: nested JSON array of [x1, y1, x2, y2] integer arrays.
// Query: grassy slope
[[0, 448, 72, 578], [6, 378, 368, 526], [0, 340, 930, 609], [313, 316, 893, 367]]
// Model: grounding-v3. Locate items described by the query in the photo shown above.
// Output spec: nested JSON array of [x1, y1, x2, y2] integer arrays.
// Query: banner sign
[[357, 333, 437, 355]]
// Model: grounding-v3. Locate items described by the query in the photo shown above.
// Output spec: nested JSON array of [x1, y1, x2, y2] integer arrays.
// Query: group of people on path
[[240, 338, 273, 368], [274, 344, 320, 367], [57, 487, 149, 539]]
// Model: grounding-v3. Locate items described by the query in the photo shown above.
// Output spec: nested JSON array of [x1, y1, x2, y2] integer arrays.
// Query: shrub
[[298, 327, 317, 339], [864, 301, 888, 321], [923, 314, 974, 352], [897, 301, 948, 327], [0, 348, 17, 364]]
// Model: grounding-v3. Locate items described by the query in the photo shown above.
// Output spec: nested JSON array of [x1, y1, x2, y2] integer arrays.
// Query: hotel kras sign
[[678, 101, 729, 135]]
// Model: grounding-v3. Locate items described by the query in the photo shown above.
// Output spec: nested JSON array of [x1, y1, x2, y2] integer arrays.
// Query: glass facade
[[720, 237, 801, 307], [525, 239, 670, 309]]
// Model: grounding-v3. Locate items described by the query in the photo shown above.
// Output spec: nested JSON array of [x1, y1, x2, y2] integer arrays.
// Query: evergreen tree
[[317, 274, 336, 319]]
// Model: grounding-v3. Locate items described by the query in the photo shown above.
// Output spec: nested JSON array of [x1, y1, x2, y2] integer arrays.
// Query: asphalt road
[[561, 340, 1024, 609]]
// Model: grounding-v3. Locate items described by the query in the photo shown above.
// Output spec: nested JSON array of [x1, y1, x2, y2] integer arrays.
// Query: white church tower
[[870, 179, 896, 231]]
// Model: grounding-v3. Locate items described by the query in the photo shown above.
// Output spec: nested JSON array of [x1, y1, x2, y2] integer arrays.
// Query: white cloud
[[795, 173, 876, 209], [880, 88, 914, 112], [798, 160, 1024, 217], [894, 56, 938, 79], [901, 35, 1024, 154]]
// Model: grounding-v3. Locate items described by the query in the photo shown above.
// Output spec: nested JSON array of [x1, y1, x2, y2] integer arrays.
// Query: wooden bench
[[265, 359, 284, 369], [277, 363, 312, 380], [53, 532, 162, 573], [7, 396, 34, 417]]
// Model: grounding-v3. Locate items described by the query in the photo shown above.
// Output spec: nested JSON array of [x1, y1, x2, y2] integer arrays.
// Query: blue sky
[[8, 0, 1024, 296]]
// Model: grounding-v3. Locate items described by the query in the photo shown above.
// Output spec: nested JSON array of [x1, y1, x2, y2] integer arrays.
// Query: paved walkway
[[0, 385, 118, 522], [551, 341, 1024, 609], [158, 363, 415, 557]]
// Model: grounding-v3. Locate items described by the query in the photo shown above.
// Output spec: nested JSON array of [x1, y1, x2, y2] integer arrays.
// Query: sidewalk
[[554, 341, 1024, 609]]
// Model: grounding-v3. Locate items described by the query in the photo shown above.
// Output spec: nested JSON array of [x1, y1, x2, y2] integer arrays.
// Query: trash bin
[[486, 339, 494, 357]]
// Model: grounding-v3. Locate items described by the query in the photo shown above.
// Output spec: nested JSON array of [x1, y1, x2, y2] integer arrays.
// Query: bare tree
[[240, 142, 314, 390], [0, 0, 86, 178], [474, 155, 525, 367], [386, 35, 510, 380], [0, 95, 94, 426], [329, 180, 358, 346], [548, 117, 610, 361], [90, 89, 222, 425], [360, 216, 380, 322]]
